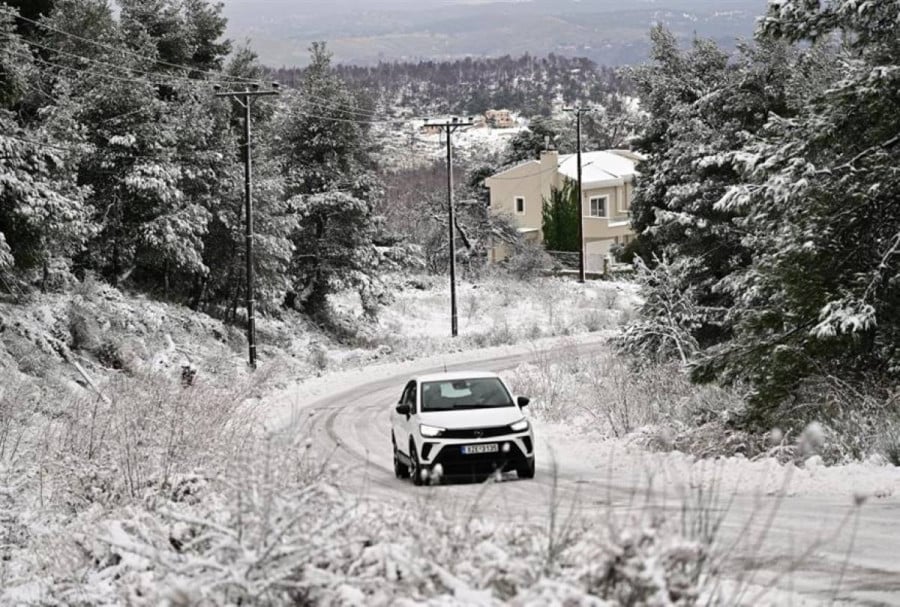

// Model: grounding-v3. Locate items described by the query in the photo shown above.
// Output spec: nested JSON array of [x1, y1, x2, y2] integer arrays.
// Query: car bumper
[[420, 433, 533, 477]]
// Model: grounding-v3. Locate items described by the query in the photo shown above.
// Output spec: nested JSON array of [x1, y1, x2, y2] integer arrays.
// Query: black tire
[[410, 441, 426, 486], [517, 457, 536, 479], [393, 437, 409, 479]]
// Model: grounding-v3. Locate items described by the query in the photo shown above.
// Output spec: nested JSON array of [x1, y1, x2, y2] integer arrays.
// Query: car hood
[[419, 406, 523, 429]]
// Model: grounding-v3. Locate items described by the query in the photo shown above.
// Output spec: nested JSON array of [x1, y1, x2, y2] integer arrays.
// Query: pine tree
[[627, 28, 804, 349], [278, 43, 387, 319], [705, 0, 900, 419], [0, 8, 91, 289]]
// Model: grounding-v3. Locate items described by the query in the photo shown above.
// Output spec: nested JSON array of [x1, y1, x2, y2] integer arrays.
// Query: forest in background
[[270, 54, 629, 117]]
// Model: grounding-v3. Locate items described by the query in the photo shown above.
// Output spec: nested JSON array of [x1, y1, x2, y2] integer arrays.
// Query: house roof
[[485, 159, 541, 180], [558, 151, 640, 188], [485, 150, 642, 188]]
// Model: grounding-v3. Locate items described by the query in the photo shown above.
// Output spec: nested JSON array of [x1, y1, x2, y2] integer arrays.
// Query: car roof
[[414, 370, 501, 384]]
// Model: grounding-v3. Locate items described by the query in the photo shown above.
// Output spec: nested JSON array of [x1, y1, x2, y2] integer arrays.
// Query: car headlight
[[510, 419, 529, 432], [419, 424, 445, 438]]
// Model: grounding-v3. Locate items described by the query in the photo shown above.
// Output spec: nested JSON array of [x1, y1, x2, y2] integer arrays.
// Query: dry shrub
[[38, 366, 267, 509], [581, 309, 610, 332], [42, 462, 715, 606], [469, 311, 518, 348], [506, 242, 551, 280], [509, 346, 578, 421], [881, 426, 900, 467], [67, 300, 101, 352], [755, 378, 900, 465], [511, 347, 749, 454]]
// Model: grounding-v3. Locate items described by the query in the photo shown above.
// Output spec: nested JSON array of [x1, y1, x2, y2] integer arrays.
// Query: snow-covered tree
[[0, 8, 92, 289], [704, 0, 900, 417], [627, 29, 810, 349], [277, 43, 393, 320]]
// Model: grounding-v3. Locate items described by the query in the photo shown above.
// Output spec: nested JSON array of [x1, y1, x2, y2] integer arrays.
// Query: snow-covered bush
[[509, 347, 757, 459], [617, 256, 701, 366], [1, 349, 722, 606], [17, 462, 714, 606], [505, 241, 552, 280]]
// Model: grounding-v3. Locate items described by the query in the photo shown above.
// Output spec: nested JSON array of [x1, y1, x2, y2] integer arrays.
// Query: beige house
[[484, 109, 516, 129], [484, 149, 641, 272]]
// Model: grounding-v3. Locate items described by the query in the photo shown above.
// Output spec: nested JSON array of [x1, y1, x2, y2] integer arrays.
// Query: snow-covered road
[[270, 335, 900, 605]]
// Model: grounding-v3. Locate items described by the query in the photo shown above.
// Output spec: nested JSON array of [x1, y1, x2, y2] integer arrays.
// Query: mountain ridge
[[220, 0, 767, 67]]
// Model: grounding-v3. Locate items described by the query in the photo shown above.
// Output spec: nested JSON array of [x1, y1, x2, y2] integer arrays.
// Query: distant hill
[[221, 0, 766, 67], [270, 54, 629, 117]]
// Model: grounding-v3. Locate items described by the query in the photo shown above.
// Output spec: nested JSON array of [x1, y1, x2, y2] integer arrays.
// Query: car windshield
[[420, 378, 513, 411]]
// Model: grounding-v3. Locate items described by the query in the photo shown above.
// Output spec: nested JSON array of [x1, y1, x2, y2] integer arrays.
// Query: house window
[[514, 196, 525, 214], [589, 196, 608, 218]]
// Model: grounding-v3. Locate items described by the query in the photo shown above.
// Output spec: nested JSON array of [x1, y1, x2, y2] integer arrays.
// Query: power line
[[1, 132, 82, 154], [0, 7, 259, 86], [287, 109, 396, 126], [3, 42, 392, 125], [2, 46, 160, 86], [1, 132, 240, 163], [0, 13, 389, 119], [2, 34, 247, 88]]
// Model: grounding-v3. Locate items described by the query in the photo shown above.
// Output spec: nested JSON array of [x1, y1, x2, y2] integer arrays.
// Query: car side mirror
[[395, 403, 411, 416], [517, 396, 530, 408]]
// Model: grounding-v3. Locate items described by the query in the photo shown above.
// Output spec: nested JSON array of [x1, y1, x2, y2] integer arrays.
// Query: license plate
[[461, 443, 499, 455]]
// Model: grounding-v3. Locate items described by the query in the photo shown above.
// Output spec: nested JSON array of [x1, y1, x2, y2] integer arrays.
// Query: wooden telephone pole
[[564, 106, 592, 283], [214, 83, 280, 369], [424, 116, 475, 337]]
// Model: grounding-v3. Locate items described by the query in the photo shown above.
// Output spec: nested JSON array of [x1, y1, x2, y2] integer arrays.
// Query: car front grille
[[432, 442, 528, 477], [441, 425, 515, 439]]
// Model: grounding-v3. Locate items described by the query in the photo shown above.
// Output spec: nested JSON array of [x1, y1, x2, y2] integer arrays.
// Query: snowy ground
[[326, 273, 637, 369], [2, 275, 898, 604], [272, 335, 900, 605], [374, 117, 528, 170]]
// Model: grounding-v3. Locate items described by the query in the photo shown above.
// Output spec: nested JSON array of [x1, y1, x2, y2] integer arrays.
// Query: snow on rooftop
[[558, 151, 640, 187]]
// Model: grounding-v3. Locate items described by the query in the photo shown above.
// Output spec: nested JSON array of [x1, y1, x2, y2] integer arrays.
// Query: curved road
[[278, 337, 900, 605]]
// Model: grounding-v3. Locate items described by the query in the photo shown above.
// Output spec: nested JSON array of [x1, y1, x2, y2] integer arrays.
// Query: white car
[[390, 371, 535, 485]]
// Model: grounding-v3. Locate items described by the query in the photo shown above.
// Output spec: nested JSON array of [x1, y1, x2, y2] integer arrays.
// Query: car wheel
[[517, 457, 535, 479], [393, 437, 409, 479], [410, 441, 426, 486]]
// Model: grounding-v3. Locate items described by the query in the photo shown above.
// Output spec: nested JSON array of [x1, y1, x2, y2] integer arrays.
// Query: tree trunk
[[163, 260, 170, 299]]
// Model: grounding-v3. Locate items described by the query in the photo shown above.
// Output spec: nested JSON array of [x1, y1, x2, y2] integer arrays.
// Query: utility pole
[[564, 106, 591, 283], [214, 82, 280, 369], [425, 116, 475, 337]]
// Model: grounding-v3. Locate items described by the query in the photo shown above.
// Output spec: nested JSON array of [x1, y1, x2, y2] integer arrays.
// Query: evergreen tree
[[626, 28, 805, 349], [704, 0, 900, 418], [0, 7, 91, 289], [505, 116, 575, 163], [278, 43, 388, 319], [541, 179, 579, 252]]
